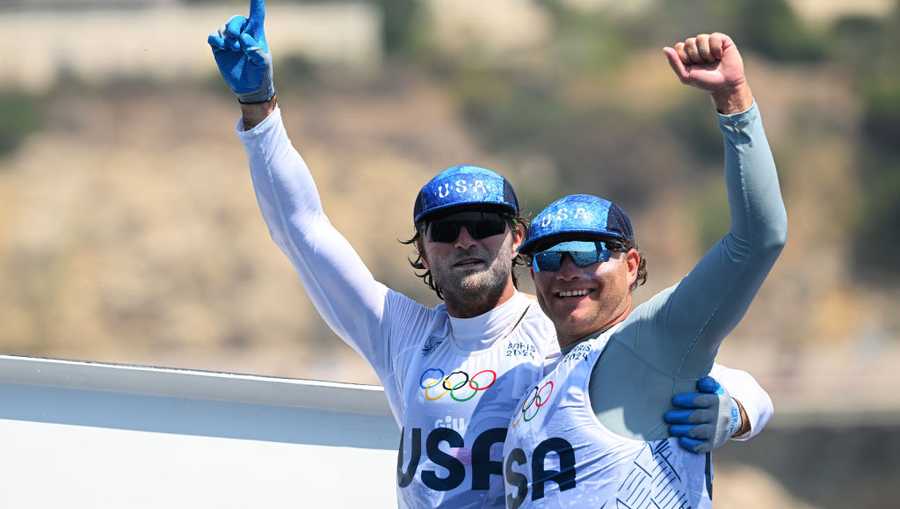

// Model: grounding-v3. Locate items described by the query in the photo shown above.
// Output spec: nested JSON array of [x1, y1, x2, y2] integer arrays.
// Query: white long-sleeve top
[[236, 107, 773, 508]]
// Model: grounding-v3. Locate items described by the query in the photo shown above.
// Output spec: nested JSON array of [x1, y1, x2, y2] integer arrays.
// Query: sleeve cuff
[[731, 397, 760, 441], [709, 363, 773, 442], [717, 100, 759, 130], [235, 105, 282, 139]]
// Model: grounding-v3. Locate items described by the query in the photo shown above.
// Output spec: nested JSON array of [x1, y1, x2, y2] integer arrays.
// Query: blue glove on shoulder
[[207, 0, 275, 103], [664, 376, 743, 454]]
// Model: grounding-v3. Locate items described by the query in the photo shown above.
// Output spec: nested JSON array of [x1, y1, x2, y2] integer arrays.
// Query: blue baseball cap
[[519, 194, 634, 255], [413, 165, 519, 224]]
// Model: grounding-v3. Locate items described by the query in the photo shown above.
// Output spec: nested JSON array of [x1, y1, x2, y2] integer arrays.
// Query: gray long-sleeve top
[[589, 102, 787, 439]]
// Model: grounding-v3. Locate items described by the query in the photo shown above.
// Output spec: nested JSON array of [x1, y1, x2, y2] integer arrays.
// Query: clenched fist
[[663, 33, 753, 114]]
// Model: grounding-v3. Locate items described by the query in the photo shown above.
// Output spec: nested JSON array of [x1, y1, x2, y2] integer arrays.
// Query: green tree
[[735, 0, 827, 61], [374, 0, 423, 55], [849, 4, 900, 281], [0, 90, 43, 158]]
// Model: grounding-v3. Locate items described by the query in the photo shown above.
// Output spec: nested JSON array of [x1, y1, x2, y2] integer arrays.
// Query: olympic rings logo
[[419, 368, 497, 402], [520, 380, 554, 422]]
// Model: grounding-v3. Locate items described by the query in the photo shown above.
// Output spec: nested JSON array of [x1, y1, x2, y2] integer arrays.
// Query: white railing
[[0, 355, 399, 508]]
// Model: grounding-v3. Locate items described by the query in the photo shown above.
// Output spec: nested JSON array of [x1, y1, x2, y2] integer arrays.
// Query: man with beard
[[208, 3, 774, 507], [503, 32, 786, 508]]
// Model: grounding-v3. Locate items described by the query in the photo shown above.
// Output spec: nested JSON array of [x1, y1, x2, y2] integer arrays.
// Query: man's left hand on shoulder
[[664, 375, 749, 454]]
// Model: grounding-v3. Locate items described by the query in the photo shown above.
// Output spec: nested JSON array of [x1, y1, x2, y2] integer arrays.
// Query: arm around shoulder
[[710, 363, 774, 441]]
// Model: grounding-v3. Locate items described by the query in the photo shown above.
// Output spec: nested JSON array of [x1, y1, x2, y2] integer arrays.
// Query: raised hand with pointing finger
[[208, 0, 275, 104], [663, 32, 754, 115]]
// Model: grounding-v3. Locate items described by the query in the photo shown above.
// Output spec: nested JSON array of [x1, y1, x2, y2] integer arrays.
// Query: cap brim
[[415, 202, 516, 224], [519, 230, 626, 255], [542, 240, 598, 253]]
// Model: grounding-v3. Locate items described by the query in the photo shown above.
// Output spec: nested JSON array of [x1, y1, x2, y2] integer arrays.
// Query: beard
[[431, 242, 515, 316]]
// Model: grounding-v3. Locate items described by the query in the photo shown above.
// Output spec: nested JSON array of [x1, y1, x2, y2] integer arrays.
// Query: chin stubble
[[437, 245, 514, 310]]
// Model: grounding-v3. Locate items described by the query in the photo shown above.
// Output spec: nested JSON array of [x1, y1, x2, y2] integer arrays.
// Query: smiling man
[[503, 33, 787, 508], [208, 4, 775, 506]]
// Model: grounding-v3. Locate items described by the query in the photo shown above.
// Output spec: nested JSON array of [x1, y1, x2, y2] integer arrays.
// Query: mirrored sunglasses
[[531, 241, 618, 272]]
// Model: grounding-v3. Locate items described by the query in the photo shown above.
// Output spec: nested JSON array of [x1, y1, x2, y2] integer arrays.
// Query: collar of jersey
[[447, 291, 530, 352], [557, 321, 627, 357]]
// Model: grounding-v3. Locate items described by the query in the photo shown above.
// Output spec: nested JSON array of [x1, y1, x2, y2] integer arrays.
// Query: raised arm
[[207, 0, 402, 376], [643, 33, 787, 376]]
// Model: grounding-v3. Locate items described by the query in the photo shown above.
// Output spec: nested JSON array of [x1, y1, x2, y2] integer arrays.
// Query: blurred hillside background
[[1, 0, 899, 506]]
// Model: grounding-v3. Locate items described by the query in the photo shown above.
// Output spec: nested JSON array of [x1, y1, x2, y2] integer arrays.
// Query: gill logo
[[419, 368, 497, 402]]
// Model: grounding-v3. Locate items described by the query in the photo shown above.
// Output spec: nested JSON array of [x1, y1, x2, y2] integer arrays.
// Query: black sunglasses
[[427, 212, 509, 243]]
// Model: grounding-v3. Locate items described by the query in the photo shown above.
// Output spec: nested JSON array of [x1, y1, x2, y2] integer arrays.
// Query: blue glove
[[664, 376, 742, 454], [207, 0, 275, 103]]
